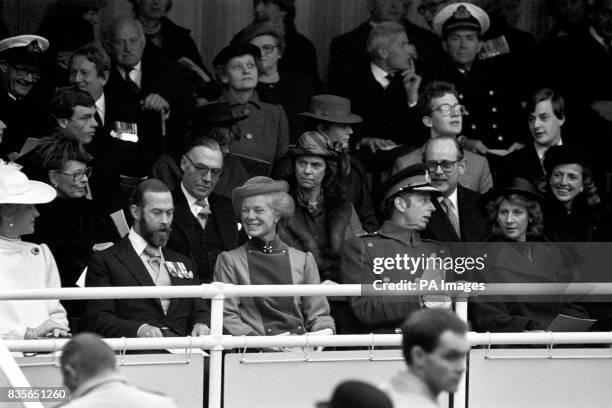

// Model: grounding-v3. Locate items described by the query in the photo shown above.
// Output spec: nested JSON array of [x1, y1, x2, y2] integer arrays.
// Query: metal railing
[[1, 283, 612, 408]]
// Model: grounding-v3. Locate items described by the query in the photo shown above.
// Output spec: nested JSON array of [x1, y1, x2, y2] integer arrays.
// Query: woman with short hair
[[214, 176, 334, 337], [0, 161, 70, 339]]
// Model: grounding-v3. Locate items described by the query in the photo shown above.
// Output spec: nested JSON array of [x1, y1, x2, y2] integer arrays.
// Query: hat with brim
[[231, 176, 289, 215], [542, 145, 591, 176], [315, 381, 393, 408], [191, 101, 247, 129], [289, 131, 340, 159], [0, 162, 56, 204], [433, 2, 490, 38], [0, 35, 49, 66], [479, 177, 543, 215], [299, 94, 362, 124], [379, 163, 441, 201], [239, 21, 285, 44], [213, 43, 261, 69]]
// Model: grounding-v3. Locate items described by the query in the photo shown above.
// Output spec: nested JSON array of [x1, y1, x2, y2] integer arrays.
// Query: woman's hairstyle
[[264, 191, 295, 220], [35, 134, 93, 180], [485, 193, 544, 239]]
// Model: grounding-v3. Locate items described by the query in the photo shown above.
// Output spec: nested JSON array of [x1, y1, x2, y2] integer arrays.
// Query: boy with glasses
[[393, 81, 493, 194]]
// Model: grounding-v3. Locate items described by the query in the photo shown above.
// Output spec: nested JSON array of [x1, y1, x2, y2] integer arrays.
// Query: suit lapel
[[115, 238, 164, 314], [428, 199, 460, 242], [209, 193, 238, 249]]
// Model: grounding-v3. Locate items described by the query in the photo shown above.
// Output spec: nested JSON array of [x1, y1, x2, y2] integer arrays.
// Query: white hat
[[0, 35, 49, 66], [0, 161, 56, 204], [433, 2, 490, 38]]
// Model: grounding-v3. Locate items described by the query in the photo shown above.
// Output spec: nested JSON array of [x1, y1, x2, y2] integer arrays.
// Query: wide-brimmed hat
[[289, 131, 340, 159], [0, 161, 56, 204], [239, 20, 285, 45], [379, 163, 440, 200], [191, 101, 247, 129], [433, 2, 489, 38], [543, 145, 591, 176], [0, 35, 49, 66], [479, 177, 543, 215], [300, 95, 362, 124], [231, 176, 289, 215], [213, 43, 261, 68], [316, 381, 392, 408]]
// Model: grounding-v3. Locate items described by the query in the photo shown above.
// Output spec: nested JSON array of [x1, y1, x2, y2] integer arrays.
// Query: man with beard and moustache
[[86, 179, 210, 338], [0, 35, 50, 160], [166, 137, 241, 284]]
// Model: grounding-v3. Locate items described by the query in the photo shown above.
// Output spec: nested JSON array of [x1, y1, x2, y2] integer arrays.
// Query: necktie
[[143, 245, 171, 314], [195, 199, 212, 230], [441, 197, 461, 239], [386, 73, 402, 92], [94, 110, 104, 128], [125, 68, 140, 94]]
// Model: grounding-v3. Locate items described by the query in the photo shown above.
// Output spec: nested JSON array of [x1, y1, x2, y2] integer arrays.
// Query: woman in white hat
[[0, 160, 70, 339]]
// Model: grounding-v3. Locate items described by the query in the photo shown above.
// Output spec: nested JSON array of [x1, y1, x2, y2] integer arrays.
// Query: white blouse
[[0, 239, 68, 339]]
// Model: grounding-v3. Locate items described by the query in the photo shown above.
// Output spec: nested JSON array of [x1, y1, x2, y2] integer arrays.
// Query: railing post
[[0, 339, 44, 408], [208, 282, 226, 408], [454, 298, 469, 408]]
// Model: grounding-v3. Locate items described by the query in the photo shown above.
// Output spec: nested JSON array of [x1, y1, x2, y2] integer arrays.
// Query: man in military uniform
[[340, 164, 450, 333], [0, 35, 50, 160], [431, 3, 529, 177]]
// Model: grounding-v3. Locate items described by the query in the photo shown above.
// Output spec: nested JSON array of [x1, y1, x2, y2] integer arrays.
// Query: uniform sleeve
[[213, 251, 258, 336], [42, 244, 69, 329], [300, 252, 335, 333]]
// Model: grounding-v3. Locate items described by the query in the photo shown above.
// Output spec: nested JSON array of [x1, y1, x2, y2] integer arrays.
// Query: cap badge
[[453, 5, 472, 20], [26, 40, 42, 54]]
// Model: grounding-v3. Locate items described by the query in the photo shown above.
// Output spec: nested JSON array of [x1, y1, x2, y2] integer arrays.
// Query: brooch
[[31, 247, 40, 255]]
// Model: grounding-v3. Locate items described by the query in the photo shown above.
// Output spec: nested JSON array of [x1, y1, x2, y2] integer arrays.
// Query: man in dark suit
[[166, 138, 240, 284], [421, 136, 488, 243], [339, 21, 424, 175], [104, 17, 194, 177], [86, 179, 209, 338], [328, 0, 446, 96]]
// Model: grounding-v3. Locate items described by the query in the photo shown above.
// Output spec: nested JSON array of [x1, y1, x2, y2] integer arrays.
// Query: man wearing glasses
[[0, 35, 49, 160], [393, 81, 493, 194], [167, 137, 240, 284]]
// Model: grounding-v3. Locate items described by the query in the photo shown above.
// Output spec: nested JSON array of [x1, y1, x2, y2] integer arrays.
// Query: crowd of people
[[1, 0, 612, 350]]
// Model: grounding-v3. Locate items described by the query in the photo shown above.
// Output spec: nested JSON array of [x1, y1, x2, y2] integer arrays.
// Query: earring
[[8, 223, 13, 228]]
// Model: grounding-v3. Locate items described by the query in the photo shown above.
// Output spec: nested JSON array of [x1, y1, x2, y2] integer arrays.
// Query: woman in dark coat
[[469, 178, 589, 332], [27, 136, 120, 332]]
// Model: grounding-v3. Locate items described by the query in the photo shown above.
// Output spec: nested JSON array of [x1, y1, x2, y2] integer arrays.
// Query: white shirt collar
[[95, 93, 105, 124], [371, 62, 391, 89], [590, 26, 609, 51], [439, 188, 459, 211], [534, 137, 563, 161], [118, 61, 142, 86], [181, 182, 209, 218], [128, 227, 152, 256]]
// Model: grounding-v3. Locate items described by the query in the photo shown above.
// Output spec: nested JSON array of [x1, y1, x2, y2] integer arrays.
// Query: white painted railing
[[1, 283, 611, 408]]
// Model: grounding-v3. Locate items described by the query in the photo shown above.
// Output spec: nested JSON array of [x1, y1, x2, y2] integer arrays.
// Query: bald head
[[61, 333, 116, 392], [107, 17, 146, 69]]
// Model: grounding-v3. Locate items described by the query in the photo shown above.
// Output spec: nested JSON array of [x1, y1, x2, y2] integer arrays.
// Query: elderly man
[[341, 164, 450, 333], [340, 22, 424, 177], [381, 309, 470, 407], [60, 333, 177, 407], [393, 80, 492, 194], [431, 3, 528, 175], [328, 0, 445, 96], [421, 136, 489, 243], [104, 17, 193, 177], [0, 35, 49, 160], [86, 179, 209, 338], [166, 138, 240, 284]]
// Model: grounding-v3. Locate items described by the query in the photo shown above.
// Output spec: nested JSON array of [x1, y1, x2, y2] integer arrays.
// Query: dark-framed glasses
[[183, 155, 223, 178], [56, 166, 92, 182], [424, 160, 462, 173], [431, 103, 467, 116], [258, 44, 278, 55]]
